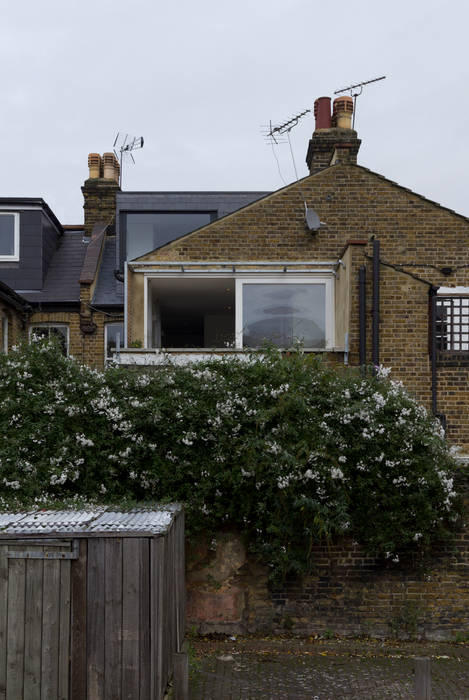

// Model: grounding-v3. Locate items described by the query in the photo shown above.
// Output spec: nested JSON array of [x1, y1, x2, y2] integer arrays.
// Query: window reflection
[[105, 323, 124, 360], [243, 284, 326, 348], [126, 212, 214, 260]]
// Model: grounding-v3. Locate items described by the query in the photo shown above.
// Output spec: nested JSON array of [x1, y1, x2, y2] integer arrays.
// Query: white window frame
[[0, 212, 20, 261], [29, 323, 70, 355], [142, 272, 335, 350], [104, 322, 124, 361], [235, 276, 334, 350]]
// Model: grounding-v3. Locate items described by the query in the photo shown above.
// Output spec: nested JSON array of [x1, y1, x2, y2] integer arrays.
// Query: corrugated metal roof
[[0, 504, 181, 537]]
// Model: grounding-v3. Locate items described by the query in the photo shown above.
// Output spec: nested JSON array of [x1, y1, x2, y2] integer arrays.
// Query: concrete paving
[[189, 637, 469, 699]]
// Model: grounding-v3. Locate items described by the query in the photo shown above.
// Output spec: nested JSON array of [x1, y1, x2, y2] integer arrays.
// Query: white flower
[[76, 433, 94, 447]]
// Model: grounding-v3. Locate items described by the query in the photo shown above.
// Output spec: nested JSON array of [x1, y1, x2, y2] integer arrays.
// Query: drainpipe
[[429, 285, 446, 429], [372, 239, 380, 368], [359, 265, 366, 367]]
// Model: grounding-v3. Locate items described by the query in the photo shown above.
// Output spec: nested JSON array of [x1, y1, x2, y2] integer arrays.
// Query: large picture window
[[0, 213, 19, 261], [239, 282, 327, 348], [144, 275, 334, 350]]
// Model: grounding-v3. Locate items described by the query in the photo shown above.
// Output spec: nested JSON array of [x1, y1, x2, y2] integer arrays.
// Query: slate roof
[[22, 230, 87, 304], [93, 236, 124, 306]]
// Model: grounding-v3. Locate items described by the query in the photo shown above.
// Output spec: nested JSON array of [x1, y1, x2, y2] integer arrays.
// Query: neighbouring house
[[2, 95, 469, 452]]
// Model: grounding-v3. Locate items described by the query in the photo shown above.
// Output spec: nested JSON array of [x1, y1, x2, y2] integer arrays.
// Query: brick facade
[[132, 163, 469, 449]]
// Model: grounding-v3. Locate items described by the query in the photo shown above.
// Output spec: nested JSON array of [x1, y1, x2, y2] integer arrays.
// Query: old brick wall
[[186, 523, 469, 641]]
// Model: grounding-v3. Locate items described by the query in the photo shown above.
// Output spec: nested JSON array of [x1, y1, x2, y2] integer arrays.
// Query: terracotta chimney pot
[[88, 153, 102, 179], [103, 152, 119, 182], [314, 97, 332, 130], [332, 96, 354, 129]]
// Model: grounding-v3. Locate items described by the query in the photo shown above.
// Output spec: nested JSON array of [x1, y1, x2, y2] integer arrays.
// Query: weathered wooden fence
[[0, 505, 184, 700]]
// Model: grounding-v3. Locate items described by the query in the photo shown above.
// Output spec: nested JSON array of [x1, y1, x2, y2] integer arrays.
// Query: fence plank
[[0, 545, 9, 700], [6, 551, 26, 700], [122, 539, 140, 700], [88, 539, 105, 700], [58, 559, 71, 700], [139, 539, 151, 700], [41, 549, 61, 700], [104, 538, 122, 700], [152, 537, 165, 700], [24, 555, 44, 700], [71, 540, 87, 700]]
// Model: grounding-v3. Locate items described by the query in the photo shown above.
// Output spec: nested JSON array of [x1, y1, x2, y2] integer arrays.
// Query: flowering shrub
[[0, 339, 462, 580]]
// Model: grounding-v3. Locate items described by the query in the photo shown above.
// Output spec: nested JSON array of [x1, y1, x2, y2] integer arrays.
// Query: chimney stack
[[82, 152, 120, 237], [306, 95, 361, 175]]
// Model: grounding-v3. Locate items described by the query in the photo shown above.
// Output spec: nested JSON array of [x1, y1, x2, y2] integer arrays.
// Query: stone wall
[[186, 524, 469, 641]]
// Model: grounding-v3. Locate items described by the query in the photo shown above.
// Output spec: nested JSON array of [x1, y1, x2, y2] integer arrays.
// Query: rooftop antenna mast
[[262, 107, 323, 232], [334, 75, 386, 129], [113, 133, 144, 188]]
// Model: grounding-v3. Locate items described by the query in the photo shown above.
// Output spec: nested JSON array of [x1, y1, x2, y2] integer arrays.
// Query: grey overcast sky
[[1, 0, 468, 223]]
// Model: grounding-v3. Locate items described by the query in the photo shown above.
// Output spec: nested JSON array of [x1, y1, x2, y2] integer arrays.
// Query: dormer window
[[0, 213, 19, 261]]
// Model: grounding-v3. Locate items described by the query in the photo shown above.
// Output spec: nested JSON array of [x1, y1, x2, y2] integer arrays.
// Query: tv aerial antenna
[[262, 108, 323, 232], [113, 133, 144, 188], [334, 75, 386, 129]]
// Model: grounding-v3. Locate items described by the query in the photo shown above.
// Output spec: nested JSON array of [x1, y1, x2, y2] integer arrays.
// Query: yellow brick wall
[[133, 163, 469, 448]]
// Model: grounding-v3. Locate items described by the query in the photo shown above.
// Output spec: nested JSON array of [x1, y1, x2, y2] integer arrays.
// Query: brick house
[[2, 95, 469, 450]]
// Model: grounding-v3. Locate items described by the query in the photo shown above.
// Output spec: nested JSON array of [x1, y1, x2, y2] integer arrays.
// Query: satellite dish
[[305, 206, 321, 232]]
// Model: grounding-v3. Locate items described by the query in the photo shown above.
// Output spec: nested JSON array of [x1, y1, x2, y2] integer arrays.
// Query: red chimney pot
[[314, 97, 332, 130]]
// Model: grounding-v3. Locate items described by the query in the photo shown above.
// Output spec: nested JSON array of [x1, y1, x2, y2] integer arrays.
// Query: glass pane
[[0, 215, 15, 256], [243, 283, 326, 348], [31, 326, 68, 355], [49, 327, 68, 355], [30, 327, 49, 342], [106, 323, 124, 358], [126, 212, 214, 260]]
